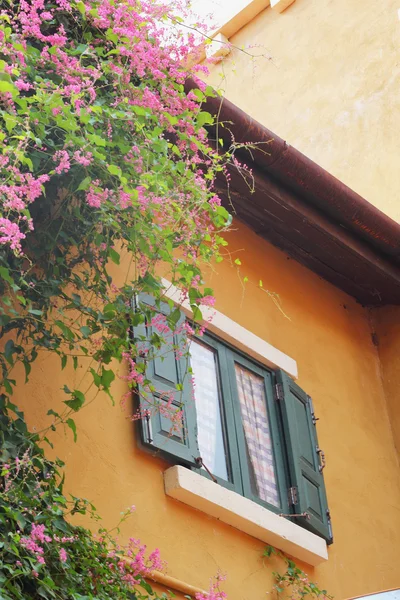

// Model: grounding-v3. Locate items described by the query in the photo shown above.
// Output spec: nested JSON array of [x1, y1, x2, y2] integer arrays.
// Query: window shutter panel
[[276, 370, 333, 543], [132, 293, 200, 467]]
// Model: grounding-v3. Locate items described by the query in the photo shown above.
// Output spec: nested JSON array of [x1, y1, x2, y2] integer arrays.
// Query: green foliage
[[0, 402, 168, 599], [0, 0, 241, 429], [0, 1, 251, 597], [263, 546, 333, 600]]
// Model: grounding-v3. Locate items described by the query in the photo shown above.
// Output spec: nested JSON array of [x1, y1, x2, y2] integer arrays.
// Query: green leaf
[[101, 367, 115, 389], [0, 80, 19, 97], [192, 306, 202, 322], [108, 247, 120, 265], [66, 418, 77, 442], [76, 0, 86, 14], [3, 113, 18, 133], [64, 390, 85, 411], [106, 28, 118, 43], [23, 359, 31, 383], [88, 133, 106, 147], [80, 326, 91, 338], [167, 307, 181, 329], [0, 266, 13, 284], [90, 367, 101, 387], [77, 176, 91, 191], [196, 111, 213, 128], [47, 409, 60, 418], [4, 339, 15, 364], [55, 320, 75, 341], [107, 164, 122, 177]]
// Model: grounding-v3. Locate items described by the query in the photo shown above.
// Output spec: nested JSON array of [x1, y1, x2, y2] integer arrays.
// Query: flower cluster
[[0, 0, 231, 263], [196, 573, 228, 600], [0, 408, 169, 599]]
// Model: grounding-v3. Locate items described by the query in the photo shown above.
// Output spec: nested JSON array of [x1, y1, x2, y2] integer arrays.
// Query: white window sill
[[164, 466, 328, 567]]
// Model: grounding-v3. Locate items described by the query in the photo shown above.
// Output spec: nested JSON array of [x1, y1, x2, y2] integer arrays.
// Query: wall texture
[[206, 0, 400, 223], [14, 220, 400, 600]]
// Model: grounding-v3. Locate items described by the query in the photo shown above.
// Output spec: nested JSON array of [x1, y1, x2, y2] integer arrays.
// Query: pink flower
[[198, 295, 215, 307], [14, 79, 32, 91], [73, 150, 93, 166], [53, 150, 70, 174], [196, 574, 227, 600], [59, 548, 68, 562], [86, 183, 111, 208], [0, 218, 25, 252]]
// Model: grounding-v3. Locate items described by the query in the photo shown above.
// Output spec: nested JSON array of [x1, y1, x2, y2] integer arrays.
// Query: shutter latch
[[275, 383, 284, 401], [288, 486, 298, 506]]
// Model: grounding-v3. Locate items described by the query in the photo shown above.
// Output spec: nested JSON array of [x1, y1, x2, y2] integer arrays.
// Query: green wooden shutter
[[132, 293, 200, 467], [276, 370, 333, 543]]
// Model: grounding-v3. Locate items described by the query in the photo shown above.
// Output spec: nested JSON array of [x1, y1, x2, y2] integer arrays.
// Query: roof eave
[[189, 85, 400, 306]]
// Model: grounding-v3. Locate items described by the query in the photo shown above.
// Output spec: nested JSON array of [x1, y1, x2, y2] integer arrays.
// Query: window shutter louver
[[276, 370, 333, 544], [132, 293, 200, 467]]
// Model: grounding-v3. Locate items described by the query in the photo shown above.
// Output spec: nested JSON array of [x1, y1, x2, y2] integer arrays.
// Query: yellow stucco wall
[[205, 0, 400, 223], [14, 220, 400, 600]]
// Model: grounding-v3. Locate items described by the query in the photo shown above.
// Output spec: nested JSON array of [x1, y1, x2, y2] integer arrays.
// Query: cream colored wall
[[205, 0, 400, 223], [14, 220, 400, 600]]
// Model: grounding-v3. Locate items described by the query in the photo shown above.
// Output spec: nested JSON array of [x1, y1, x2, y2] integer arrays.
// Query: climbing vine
[[264, 546, 332, 600], [0, 1, 333, 598], [0, 0, 244, 596]]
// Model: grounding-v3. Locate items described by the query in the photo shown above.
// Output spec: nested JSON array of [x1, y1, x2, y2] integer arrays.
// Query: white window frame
[[159, 280, 328, 565], [161, 278, 298, 379]]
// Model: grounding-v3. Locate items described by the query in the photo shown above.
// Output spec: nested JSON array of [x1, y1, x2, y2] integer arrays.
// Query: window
[[134, 296, 332, 544]]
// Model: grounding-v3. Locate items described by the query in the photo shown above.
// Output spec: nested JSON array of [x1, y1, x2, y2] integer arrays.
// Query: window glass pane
[[234, 364, 279, 507], [190, 340, 229, 481]]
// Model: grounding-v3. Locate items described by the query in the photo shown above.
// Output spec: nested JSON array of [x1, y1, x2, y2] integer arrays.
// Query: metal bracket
[[275, 382, 284, 401], [288, 486, 298, 506], [279, 512, 310, 521], [195, 457, 218, 483]]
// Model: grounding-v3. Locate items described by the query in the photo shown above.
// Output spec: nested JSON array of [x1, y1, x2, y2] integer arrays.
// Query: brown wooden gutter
[[186, 81, 400, 305]]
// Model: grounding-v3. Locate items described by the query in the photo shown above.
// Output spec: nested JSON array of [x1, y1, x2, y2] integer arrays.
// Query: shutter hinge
[[275, 382, 284, 401], [327, 509, 333, 542], [288, 486, 298, 506], [145, 413, 153, 444], [308, 395, 319, 425]]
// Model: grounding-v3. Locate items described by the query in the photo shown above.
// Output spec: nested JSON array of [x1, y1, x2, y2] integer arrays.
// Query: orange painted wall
[[13, 219, 400, 600], [372, 307, 400, 462]]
